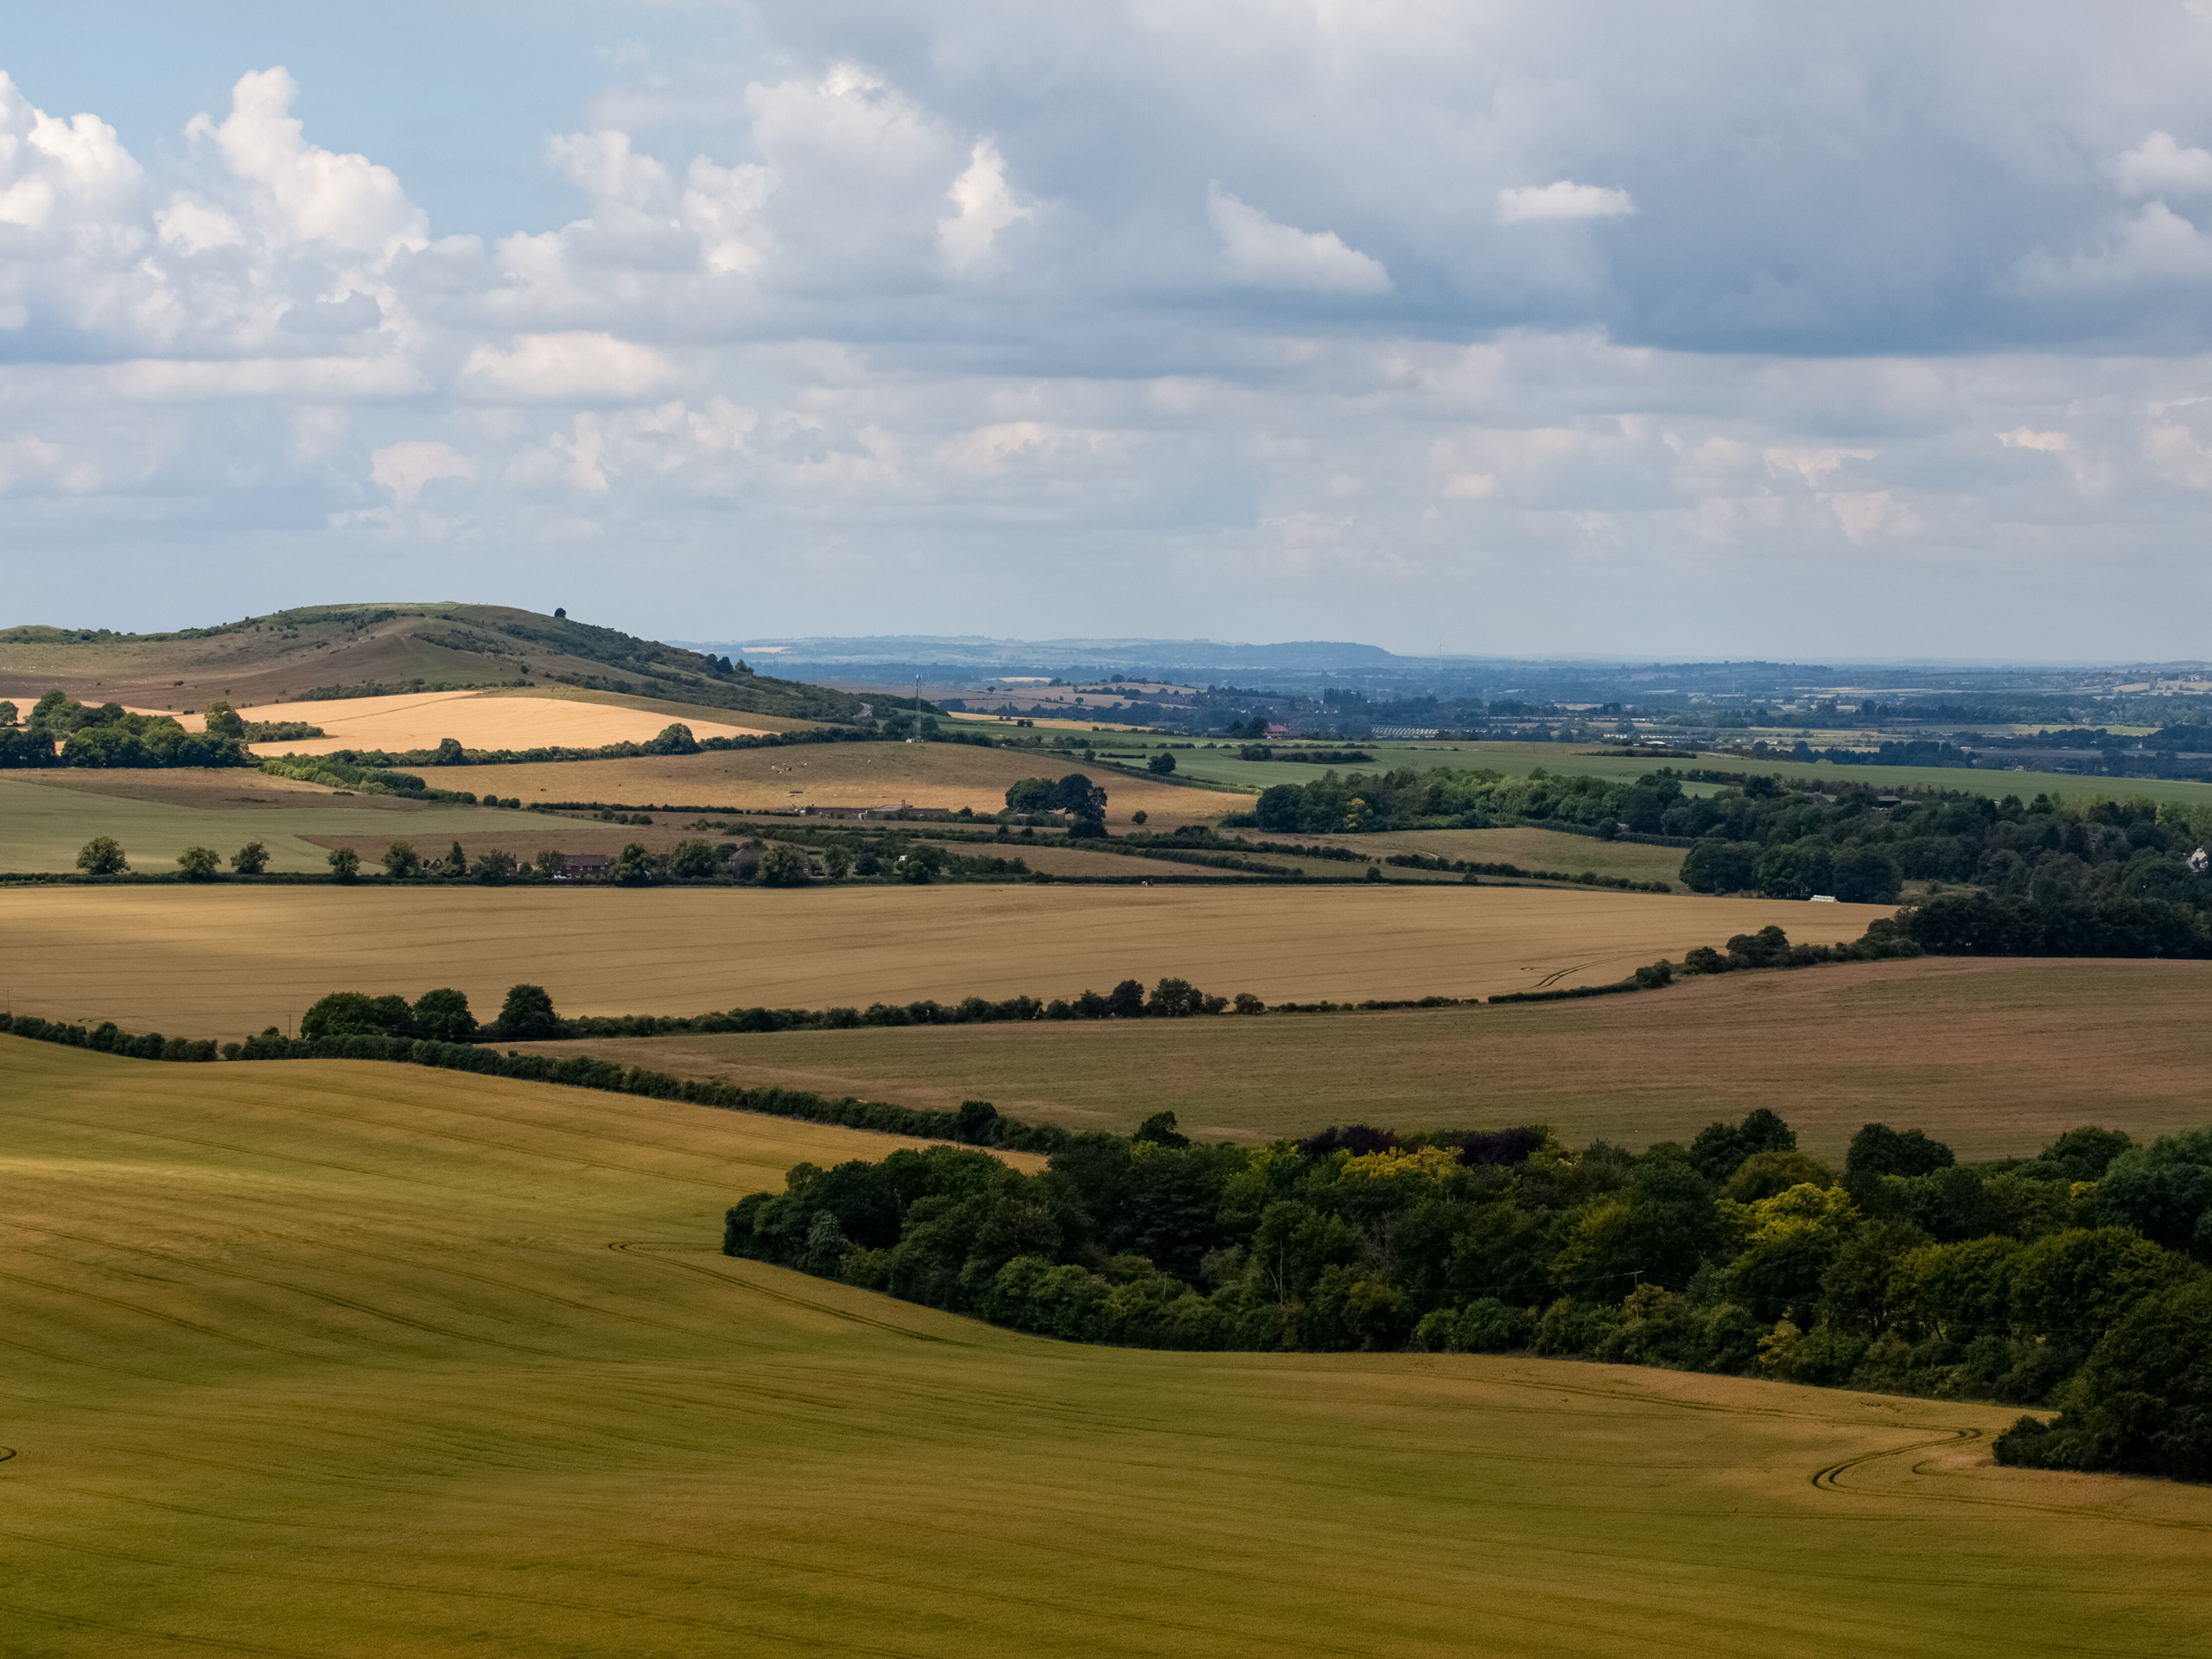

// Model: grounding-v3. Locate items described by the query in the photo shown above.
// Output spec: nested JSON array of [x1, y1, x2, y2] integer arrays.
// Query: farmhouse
[[556, 853, 612, 882]]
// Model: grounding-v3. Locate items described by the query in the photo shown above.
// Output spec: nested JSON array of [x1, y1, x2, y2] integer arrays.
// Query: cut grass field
[[7, 1035, 2208, 1656], [520, 956, 2212, 1162], [237, 687, 773, 754], [0, 883, 1891, 1039], [430, 741, 1255, 822], [0, 772, 518, 874]]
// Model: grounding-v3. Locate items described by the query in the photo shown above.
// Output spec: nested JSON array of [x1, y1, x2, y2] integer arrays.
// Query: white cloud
[[936, 420, 1110, 474], [2112, 131, 2212, 197], [1827, 489, 1920, 541], [1497, 181, 1636, 223], [1998, 427, 2069, 452], [155, 198, 245, 254], [188, 68, 426, 257], [1208, 184, 1391, 295], [370, 440, 473, 505], [1764, 446, 1875, 484], [938, 140, 1031, 273], [458, 333, 679, 403]]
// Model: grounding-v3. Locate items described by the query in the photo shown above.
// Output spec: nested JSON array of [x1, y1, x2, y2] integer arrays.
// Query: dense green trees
[[1004, 773, 1108, 833], [723, 1108, 2212, 1484], [302, 987, 480, 1044], [1147, 752, 1176, 774], [0, 690, 252, 769], [494, 983, 562, 1041]]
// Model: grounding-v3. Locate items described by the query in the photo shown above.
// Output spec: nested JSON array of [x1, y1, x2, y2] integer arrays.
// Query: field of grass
[[7, 1034, 2206, 1656], [1303, 825, 1688, 887], [519, 956, 2212, 1162], [0, 772, 518, 874], [1157, 737, 2212, 810], [432, 741, 1253, 823], [233, 688, 773, 754], [0, 883, 1891, 1039]]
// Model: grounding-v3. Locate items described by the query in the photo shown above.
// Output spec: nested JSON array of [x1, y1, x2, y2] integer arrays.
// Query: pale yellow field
[[431, 741, 1249, 822], [232, 688, 771, 754], [0, 882, 1893, 1038]]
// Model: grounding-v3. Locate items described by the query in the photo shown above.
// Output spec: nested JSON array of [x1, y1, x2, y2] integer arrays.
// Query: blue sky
[[7, 2, 2212, 658]]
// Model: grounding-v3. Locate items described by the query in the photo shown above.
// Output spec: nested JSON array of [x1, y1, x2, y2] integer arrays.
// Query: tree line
[[726, 1107, 2212, 1484], [0, 691, 252, 768]]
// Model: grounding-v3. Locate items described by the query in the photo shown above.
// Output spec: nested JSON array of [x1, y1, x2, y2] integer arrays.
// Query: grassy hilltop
[[7, 1034, 2207, 1657], [0, 601, 866, 724]]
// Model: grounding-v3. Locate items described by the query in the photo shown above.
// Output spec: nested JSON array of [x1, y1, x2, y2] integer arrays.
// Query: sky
[[8, 2, 2212, 659]]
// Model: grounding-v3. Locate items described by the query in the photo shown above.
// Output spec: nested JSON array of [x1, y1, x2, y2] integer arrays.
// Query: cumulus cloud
[[1208, 184, 1391, 294], [1999, 427, 2070, 452], [459, 334, 679, 403], [2112, 131, 2212, 197], [370, 440, 473, 505], [188, 68, 425, 257], [1496, 181, 1636, 223], [938, 141, 1031, 273]]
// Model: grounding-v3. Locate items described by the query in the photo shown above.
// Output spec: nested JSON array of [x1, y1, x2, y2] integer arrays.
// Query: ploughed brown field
[[7, 1034, 2206, 1656], [0, 882, 1888, 1039], [518, 957, 2212, 1162], [428, 742, 1249, 823]]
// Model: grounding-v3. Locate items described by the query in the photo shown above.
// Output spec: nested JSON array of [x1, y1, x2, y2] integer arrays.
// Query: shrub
[[176, 845, 222, 880], [1147, 752, 1176, 774], [328, 847, 361, 882], [232, 840, 270, 875]]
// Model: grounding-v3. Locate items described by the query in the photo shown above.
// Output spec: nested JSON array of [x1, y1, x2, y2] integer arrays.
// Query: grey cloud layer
[[3, 3, 2212, 656]]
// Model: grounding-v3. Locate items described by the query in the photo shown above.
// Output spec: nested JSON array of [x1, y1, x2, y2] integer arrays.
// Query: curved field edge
[[3, 1036, 2209, 1657], [514, 956, 2212, 1160]]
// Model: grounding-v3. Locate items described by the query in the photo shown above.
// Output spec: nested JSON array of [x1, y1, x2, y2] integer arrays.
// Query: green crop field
[[0, 772, 516, 874], [520, 955, 2212, 1162], [0, 882, 1891, 1039], [1154, 737, 2212, 810], [1304, 824, 1689, 887], [5, 1035, 2205, 1656]]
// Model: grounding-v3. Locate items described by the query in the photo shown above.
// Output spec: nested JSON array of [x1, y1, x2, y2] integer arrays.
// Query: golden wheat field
[[6, 1035, 2207, 1657], [232, 688, 772, 754], [0, 882, 1891, 1038], [522, 957, 2212, 1160], [429, 741, 1249, 821]]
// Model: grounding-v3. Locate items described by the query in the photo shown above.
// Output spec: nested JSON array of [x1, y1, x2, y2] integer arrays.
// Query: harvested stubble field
[[523, 957, 2212, 1162], [0, 772, 516, 874], [236, 687, 773, 754], [5, 1035, 2205, 1656], [429, 741, 1249, 823], [0, 883, 1889, 1039]]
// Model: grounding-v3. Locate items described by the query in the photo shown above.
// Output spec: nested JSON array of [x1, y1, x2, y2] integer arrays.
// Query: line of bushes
[[1380, 849, 1670, 893]]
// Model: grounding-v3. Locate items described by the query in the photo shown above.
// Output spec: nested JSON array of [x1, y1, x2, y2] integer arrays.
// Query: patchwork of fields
[[521, 956, 2212, 1160], [0, 882, 1891, 1038], [5, 1037, 2205, 1657]]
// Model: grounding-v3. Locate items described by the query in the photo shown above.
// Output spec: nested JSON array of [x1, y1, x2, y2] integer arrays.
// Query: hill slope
[[0, 602, 867, 723], [6, 1035, 2204, 1656]]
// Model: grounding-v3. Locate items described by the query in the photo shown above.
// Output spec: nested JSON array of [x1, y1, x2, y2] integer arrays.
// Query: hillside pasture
[[4, 1036, 2207, 1656], [234, 687, 772, 754], [0, 772, 518, 874], [518, 956, 2212, 1160], [430, 741, 1250, 822], [0, 882, 1890, 1039]]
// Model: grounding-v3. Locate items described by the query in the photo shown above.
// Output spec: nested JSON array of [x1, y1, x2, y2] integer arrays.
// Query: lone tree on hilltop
[[77, 836, 127, 875]]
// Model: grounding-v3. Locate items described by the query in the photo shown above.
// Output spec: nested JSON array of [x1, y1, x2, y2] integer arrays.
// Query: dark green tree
[[411, 988, 478, 1043], [328, 847, 361, 882], [232, 840, 270, 875], [755, 843, 809, 887], [383, 841, 422, 878], [494, 983, 562, 1041], [1147, 751, 1176, 774], [301, 991, 416, 1040], [176, 845, 222, 880], [474, 847, 518, 885], [439, 841, 468, 878], [667, 839, 721, 879], [77, 836, 128, 875], [611, 842, 658, 886]]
